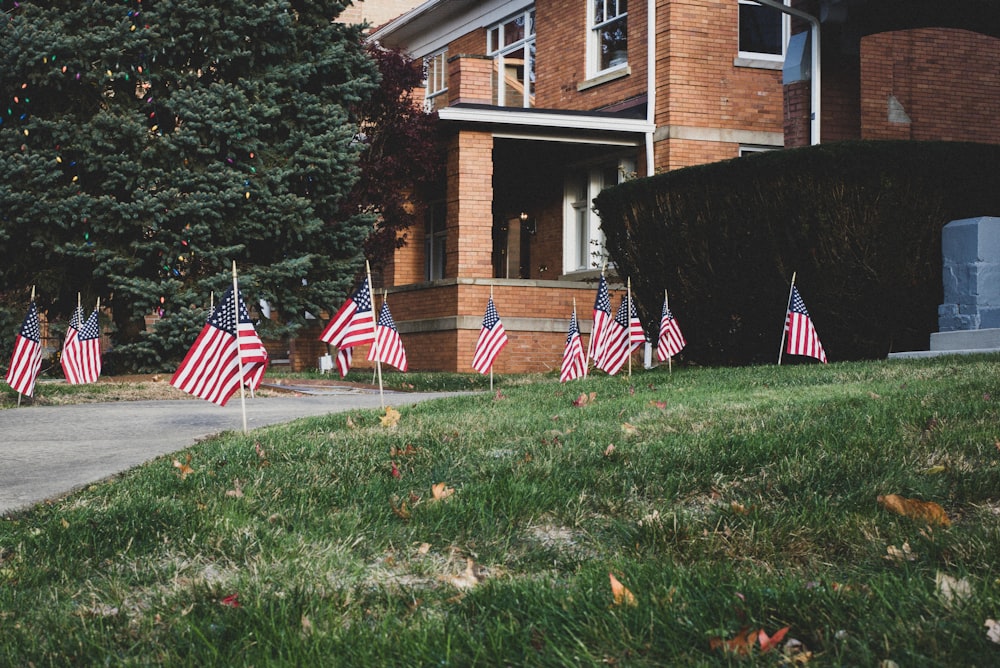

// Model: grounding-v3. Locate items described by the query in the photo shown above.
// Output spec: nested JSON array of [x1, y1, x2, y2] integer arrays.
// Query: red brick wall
[[860, 28, 1000, 144], [447, 130, 494, 279]]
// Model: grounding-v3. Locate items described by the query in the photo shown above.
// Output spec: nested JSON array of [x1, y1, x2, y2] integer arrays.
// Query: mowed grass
[[2, 356, 1000, 665]]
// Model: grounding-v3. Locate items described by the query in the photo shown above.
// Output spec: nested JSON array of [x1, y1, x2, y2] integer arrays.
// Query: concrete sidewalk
[[0, 388, 464, 515]]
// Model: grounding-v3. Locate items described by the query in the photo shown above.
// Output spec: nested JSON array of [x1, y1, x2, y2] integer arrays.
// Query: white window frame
[[487, 9, 536, 108], [562, 157, 635, 275], [424, 201, 447, 281], [737, 0, 790, 63], [588, 0, 628, 79], [423, 49, 448, 113]]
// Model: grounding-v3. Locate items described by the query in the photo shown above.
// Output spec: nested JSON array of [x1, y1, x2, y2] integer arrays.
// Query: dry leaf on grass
[[390, 496, 411, 520], [173, 454, 194, 479], [441, 558, 484, 590], [885, 542, 916, 562], [431, 482, 455, 500], [604, 444, 616, 457], [621, 422, 637, 436], [985, 619, 1000, 644], [758, 626, 789, 653], [709, 628, 757, 655], [572, 392, 597, 407], [381, 406, 401, 428], [345, 415, 357, 429], [609, 572, 637, 607], [220, 593, 240, 607], [650, 400, 667, 410], [877, 494, 951, 526], [390, 461, 401, 479], [225, 478, 244, 498], [935, 571, 972, 607]]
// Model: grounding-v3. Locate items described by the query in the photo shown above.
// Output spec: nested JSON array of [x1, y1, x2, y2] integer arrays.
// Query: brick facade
[[325, 0, 1000, 374]]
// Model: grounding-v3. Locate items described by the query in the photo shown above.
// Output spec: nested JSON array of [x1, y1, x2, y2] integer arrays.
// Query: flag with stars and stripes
[[368, 301, 408, 372], [656, 299, 686, 362], [170, 287, 268, 406], [5, 301, 43, 397], [597, 294, 645, 376], [560, 306, 586, 383], [785, 286, 827, 363], [319, 277, 376, 377], [472, 297, 508, 374], [62, 307, 102, 384], [588, 274, 612, 367]]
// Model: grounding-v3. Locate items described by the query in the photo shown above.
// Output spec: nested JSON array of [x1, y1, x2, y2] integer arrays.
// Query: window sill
[[577, 65, 630, 91], [733, 56, 783, 70]]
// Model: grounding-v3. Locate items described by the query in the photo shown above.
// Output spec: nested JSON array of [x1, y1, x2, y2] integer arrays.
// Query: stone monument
[[890, 216, 1000, 358]]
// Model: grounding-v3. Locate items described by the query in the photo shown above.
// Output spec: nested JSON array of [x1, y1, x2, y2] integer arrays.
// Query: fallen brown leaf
[[621, 422, 637, 436], [225, 478, 244, 498], [572, 392, 597, 407], [173, 454, 194, 479], [431, 482, 455, 500], [609, 572, 637, 607], [381, 407, 401, 428], [877, 494, 950, 526]]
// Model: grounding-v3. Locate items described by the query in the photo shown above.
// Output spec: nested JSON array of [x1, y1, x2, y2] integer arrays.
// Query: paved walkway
[[0, 387, 465, 515]]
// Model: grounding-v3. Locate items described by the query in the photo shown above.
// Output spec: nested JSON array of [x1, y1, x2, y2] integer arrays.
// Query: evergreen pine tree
[[1, 0, 378, 369]]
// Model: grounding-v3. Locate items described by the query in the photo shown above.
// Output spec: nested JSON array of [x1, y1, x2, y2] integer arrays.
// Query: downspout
[[753, 0, 821, 145], [646, 0, 656, 174]]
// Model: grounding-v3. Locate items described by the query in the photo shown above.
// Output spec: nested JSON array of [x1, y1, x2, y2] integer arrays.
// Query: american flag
[[319, 277, 375, 377], [4, 301, 43, 397], [367, 301, 408, 372], [62, 307, 102, 384], [785, 286, 827, 363], [588, 274, 611, 367], [472, 297, 508, 374], [656, 299, 686, 362], [170, 287, 268, 406], [598, 295, 645, 375], [560, 307, 586, 383]]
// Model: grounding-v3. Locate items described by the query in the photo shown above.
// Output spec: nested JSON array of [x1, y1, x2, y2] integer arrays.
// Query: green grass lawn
[[2, 356, 1000, 665]]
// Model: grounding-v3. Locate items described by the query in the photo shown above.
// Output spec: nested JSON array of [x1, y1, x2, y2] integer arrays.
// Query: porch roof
[[438, 103, 653, 145]]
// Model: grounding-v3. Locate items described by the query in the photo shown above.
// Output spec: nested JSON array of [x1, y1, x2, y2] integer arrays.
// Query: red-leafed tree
[[350, 44, 442, 271]]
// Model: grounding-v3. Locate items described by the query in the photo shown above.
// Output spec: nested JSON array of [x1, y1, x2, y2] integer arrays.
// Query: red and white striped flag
[[319, 277, 375, 377], [62, 307, 102, 384], [597, 294, 645, 376], [368, 301, 408, 372], [656, 298, 686, 362], [472, 297, 508, 374], [170, 287, 267, 406], [560, 307, 586, 383], [785, 286, 827, 363], [4, 301, 43, 397], [588, 274, 612, 367]]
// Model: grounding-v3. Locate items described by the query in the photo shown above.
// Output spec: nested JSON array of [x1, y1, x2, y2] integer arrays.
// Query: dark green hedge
[[595, 141, 1000, 365]]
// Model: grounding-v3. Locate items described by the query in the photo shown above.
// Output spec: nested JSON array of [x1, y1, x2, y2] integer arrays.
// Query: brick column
[[449, 54, 495, 106], [446, 130, 494, 279]]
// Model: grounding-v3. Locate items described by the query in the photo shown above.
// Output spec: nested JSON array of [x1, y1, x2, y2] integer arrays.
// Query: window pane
[[501, 47, 527, 107], [739, 3, 782, 55], [601, 16, 628, 70], [576, 209, 589, 269], [504, 16, 525, 46], [488, 27, 499, 53], [594, 0, 605, 24]]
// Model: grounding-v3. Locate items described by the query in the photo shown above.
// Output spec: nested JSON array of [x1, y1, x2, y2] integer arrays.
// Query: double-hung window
[[589, 0, 628, 77], [738, 0, 788, 63], [423, 49, 448, 112], [563, 158, 635, 274], [487, 9, 535, 108], [424, 201, 447, 280]]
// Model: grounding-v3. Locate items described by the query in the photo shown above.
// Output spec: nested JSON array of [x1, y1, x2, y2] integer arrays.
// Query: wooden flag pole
[[627, 277, 633, 378], [665, 289, 673, 374], [366, 262, 385, 409], [778, 271, 797, 366], [210, 290, 214, 311], [576, 297, 587, 379], [232, 262, 248, 433]]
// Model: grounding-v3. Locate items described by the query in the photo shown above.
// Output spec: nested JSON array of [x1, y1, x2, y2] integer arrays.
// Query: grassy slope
[[1, 356, 999, 665]]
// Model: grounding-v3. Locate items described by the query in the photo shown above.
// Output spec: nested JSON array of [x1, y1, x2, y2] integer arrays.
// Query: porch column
[[446, 129, 494, 278]]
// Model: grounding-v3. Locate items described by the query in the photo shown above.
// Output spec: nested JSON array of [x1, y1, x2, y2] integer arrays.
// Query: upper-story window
[[738, 0, 788, 61], [487, 9, 535, 108], [589, 0, 628, 78], [423, 49, 448, 112]]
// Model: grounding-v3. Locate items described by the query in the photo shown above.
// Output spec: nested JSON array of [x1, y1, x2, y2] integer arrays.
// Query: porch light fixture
[[520, 211, 536, 235]]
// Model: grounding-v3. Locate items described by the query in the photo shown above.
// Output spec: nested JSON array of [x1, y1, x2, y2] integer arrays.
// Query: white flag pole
[[366, 262, 384, 409], [778, 272, 797, 366], [232, 262, 248, 433], [489, 284, 495, 392], [665, 289, 672, 374]]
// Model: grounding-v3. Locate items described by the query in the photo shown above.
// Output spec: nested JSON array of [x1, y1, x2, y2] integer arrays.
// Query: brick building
[[303, 0, 999, 373]]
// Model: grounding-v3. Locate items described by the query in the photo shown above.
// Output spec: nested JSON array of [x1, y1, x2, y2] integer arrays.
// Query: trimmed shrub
[[595, 141, 1000, 364]]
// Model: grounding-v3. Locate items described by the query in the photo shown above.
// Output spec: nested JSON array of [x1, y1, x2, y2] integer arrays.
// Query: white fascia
[[438, 106, 654, 136], [369, 0, 534, 60]]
